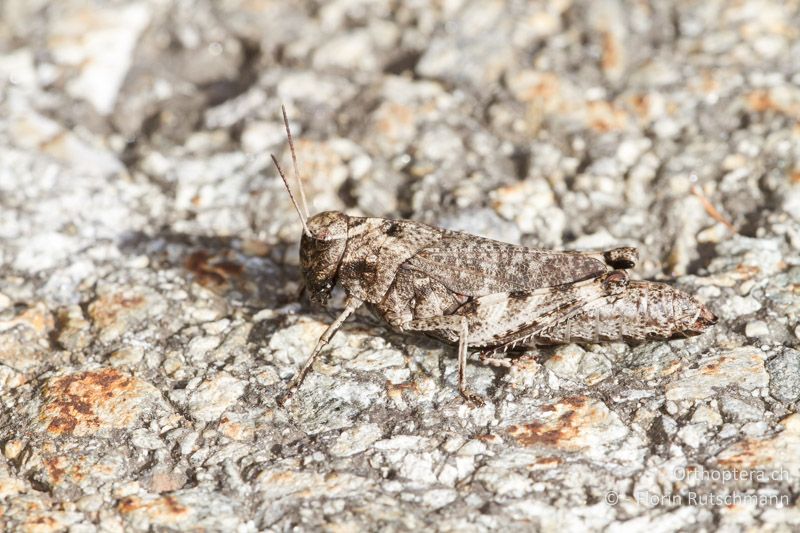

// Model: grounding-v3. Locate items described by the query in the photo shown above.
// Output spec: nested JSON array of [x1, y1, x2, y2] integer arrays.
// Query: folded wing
[[404, 230, 635, 296]]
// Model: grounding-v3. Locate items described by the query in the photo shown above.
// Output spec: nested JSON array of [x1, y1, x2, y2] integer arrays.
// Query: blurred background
[[1, 1, 800, 531], [3, 0, 798, 280]]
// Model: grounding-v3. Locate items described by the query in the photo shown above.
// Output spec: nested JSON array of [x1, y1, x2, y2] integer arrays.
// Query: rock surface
[[1, 0, 799, 530]]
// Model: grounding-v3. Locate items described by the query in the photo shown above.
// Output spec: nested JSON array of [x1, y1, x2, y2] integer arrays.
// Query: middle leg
[[402, 315, 485, 406]]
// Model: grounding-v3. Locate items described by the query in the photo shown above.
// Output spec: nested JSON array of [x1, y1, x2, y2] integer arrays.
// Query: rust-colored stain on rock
[[118, 495, 189, 520], [374, 102, 414, 140], [699, 357, 728, 375], [476, 433, 501, 443], [386, 380, 420, 401], [509, 414, 576, 447], [516, 72, 560, 103], [716, 414, 800, 477], [560, 396, 587, 408], [627, 93, 651, 120], [746, 89, 800, 118], [184, 250, 244, 288], [43, 456, 68, 484], [24, 514, 58, 532], [507, 396, 616, 452], [587, 101, 629, 132], [534, 456, 563, 467], [718, 441, 775, 469], [601, 31, 620, 73], [38, 368, 141, 437], [717, 432, 779, 470], [218, 416, 251, 441], [88, 292, 145, 329], [747, 90, 776, 113], [41, 454, 105, 488], [7, 303, 54, 335]]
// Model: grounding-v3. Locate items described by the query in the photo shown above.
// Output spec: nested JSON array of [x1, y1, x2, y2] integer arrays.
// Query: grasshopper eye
[[307, 211, 349, 241]]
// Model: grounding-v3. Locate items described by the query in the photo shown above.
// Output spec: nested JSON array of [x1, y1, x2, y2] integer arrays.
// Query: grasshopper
[[271, 106, 717, 406]]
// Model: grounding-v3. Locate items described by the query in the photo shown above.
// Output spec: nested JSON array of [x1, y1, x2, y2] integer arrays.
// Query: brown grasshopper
[[271, 106, 717, 406]]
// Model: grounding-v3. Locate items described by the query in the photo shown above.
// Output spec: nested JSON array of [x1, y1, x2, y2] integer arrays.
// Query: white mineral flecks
[[48, 3, 151, 115]]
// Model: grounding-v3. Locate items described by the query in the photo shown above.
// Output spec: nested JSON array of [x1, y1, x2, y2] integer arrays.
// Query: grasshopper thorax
[[300, 211, 349, 304]]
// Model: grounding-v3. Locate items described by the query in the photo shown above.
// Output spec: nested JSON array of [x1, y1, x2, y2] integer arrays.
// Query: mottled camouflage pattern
[[302, 211, 635, 304], [534, 279, 717, 345], [300, 211, 349, 302], [458, 273, 717, 354], [288, 210, 716, 405]]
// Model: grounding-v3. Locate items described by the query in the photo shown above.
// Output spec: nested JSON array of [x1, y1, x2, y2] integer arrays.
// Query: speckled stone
[[1, 0, 798, 530], [665, 348, 769, 402], [34, 368, 165, 437]]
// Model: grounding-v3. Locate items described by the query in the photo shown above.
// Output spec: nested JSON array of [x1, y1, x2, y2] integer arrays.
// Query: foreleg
[[277, 297, 362, 406]]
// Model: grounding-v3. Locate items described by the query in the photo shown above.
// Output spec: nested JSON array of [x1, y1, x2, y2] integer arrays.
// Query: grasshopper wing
[[404, 230, 636, 297]]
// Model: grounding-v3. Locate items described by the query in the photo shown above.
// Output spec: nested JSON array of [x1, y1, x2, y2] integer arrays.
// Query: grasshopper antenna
[[271, 153, 311, 237], [281, 104, 310, 219]]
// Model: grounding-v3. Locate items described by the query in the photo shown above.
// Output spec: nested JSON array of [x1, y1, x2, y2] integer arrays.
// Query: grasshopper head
[[300, 211, 349, 304], [269, 107, 350, 305]]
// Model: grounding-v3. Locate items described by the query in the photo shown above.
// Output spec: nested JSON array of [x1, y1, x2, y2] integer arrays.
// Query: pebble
[[766, 348, 800, 403], [677, 423, 706, 448], [745, 320, 770, 338], [666, 348, 768, 401], [48, 3, 151, 114], [187, 373, 245, 422], [329, 424, 383, 457], [719, 394, 765, 423], [34, 368, 165, 437], [108, 346, 145, 367]]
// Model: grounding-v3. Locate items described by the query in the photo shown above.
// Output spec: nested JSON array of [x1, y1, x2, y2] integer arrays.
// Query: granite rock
[[0, 0, 798, 530]]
